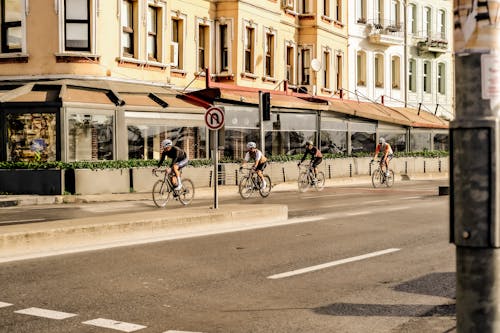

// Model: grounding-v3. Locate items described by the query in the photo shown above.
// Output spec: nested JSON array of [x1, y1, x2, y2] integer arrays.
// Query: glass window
[[350, 120, 376, 154], [1, 0, 23, 53], [438, 9, 446, 39], [127, 124, 206, 160], [433, 132, 449, 151], [301, 48, 311, 85], [147, 6, 158, 61], [265, 33, 275, 77], [224, 107, 259, 160], [244, 26, 254, 73], [121, 0, 134, 57], [219, 24, 228, 71], [198, 25, 208, 71], [357, 51, 366, 86], [423, 6, 431, 37], [68, 114, 113, 161], [356, 0, 366, 22], [323, 0, 329, 16], [266, 112, 316, 156], [438, 63, 446, 95], [336, 54, 343, 91], [423, 61, 431, 93], [64, 0, 90, 51], [171, 18, 183, 69], [6, 113, 57, 162], [286, 45, 295, 84], [323, 51, 330, 89], [410, 130, 431, 151], [320, 117, 347, 154], [375, 54, 384, 88], [392, 56, 400, 89], [379, 132, 406, 152], [408, 59, 416, 92], [408, 4, 416, 34]]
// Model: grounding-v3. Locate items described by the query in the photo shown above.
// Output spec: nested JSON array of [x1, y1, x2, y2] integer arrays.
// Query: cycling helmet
[[247, 141, 257, 149], [161, 139, 173, 149], [305, 140, 313, 146], [379, 137, 386, 144]]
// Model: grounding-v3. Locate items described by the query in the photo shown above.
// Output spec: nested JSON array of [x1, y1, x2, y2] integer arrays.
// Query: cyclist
[[298, 140, 323, 180], [240, 142, 268, 189], [372, 137, 393, 177], [156, 139, 188, 190]]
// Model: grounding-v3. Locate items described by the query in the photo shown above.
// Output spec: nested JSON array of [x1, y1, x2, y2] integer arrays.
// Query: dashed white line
[[0, 302, 13, 308], [400, 196, 423, 200], [14, 307, 77, 320], [345, 211, 373, 216], [267, 248, 401, 279], [82, 318, 147, 332]]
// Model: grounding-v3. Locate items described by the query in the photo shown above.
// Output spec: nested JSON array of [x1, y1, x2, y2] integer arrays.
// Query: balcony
[[366, 20, 404, 46], [416, 33, 449, 55]]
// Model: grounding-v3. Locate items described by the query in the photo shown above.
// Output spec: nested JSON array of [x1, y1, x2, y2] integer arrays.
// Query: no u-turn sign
[[205, 106, 225, 130]]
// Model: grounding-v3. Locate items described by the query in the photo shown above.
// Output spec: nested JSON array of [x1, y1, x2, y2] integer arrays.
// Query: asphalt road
[[0, 180, 455, 333]]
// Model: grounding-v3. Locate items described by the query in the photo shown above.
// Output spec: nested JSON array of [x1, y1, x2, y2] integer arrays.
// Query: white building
[[347, 0, 454, 119]]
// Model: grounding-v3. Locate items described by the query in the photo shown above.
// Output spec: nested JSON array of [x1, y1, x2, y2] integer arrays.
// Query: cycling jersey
[[375, 143, 394, 160], [158, 146, 188, 168], [244, 149, 267, 165], [300, 146, 323, 164]]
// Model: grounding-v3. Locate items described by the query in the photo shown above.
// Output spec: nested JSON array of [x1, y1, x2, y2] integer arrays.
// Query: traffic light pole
[[451, 2, 500, 331]]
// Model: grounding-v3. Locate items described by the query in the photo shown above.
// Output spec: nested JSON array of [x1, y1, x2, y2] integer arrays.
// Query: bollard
[[328, 164, 332, 179], [349, 163, 352, 177], [209, 170, 213, 188], [282, 167, 286, 182], [405, 161, 408, 174], [235, 170, 238, 186]]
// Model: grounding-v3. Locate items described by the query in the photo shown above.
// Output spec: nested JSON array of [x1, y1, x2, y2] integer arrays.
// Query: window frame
[[322, 49, 330, 90], [171, 12, 187, 70], [299, 46, 312, 86], [423, 6, 432, 38], [391, 55, 401, 89], [356, 50, 367, 86], [285, 41, 296, 85], [437, 62, 446, 95], [243, 20, 257, 75], [423, 60, 431, 94], [0, 0, 25, 54], [58, 0, 96, 55], [121, 0, 135, 58], [263, 27, 276, 79], [408, 4, 416, 35], [374, 53, 384, 88], [146, 5, 158, 62], [408, 58, 416, 92], [63, 0, 91, 52], [216, 18, 233, 74], [335, 52, 343, 92]]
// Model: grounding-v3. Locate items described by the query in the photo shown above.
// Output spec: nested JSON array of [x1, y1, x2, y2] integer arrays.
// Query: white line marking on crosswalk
[[82, 318, 147, 332], [267, 248, 401, 279], [0, 302, 13, 308], [14, 307, 77, 320]]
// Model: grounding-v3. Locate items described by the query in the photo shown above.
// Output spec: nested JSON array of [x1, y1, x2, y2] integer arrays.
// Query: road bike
[[238, 167, 272, 199], [370, 160, 394, 188], [152, 167, 195, 207], [297, 162, 325, 192]]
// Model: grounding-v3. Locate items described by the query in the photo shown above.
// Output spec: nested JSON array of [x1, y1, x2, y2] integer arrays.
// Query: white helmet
[[161, 139, 173, 149], [379, 137, 386, 144], [247, 141, 257, 149]]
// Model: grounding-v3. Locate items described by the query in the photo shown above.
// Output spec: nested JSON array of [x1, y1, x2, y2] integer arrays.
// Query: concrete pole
[[451, 1, 500, 332]]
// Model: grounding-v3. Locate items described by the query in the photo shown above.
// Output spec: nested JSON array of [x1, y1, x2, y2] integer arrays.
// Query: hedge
[[0, 151, 449, 170]]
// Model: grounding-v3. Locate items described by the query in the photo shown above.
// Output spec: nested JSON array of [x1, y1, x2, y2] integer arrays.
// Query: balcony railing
[[365, 19, 404, 46], [416, 33, 449, 54]]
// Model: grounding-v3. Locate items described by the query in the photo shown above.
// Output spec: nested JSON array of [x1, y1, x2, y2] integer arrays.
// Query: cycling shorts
[[311, 157, 322, 168], [255, 161, 268, 171], [175, 157, 189, 169]]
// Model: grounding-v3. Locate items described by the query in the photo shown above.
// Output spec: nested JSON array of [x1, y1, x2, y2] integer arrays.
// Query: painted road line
[[0, 218, 46, 225], [400, 196, 423, 200], [14, 307, 77, 320], [0, 302, 13, 308], [364, 200, 389, 204], [267, 248, 401, 279], [345, 211, 373, 216], [82, 318, 147, 332]]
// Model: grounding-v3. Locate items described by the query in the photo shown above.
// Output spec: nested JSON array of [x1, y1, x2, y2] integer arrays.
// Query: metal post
[[451, 2, 500, 332], [259, 91, 265, 155], [213, 130, 218, 209]]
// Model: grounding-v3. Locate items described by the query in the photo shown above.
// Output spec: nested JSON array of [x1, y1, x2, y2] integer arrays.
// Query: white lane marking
[[82, 318, 147, 332], [345, 211, 373, 216], [401, 196, 423, 200], [14, 307, 77, 320], [267, 248, 401, 279], [386, 206, 410, 212], [0, 302, 13, 308], [364, 200, 388, 204], [317, 203, 353, 209], [0, 218, 46, 224]]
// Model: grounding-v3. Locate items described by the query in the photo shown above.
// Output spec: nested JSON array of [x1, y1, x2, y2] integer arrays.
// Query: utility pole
[[451, 1, 500, 332]]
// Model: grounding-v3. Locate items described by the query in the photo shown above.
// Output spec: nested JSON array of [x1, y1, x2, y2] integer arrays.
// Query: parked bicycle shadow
[[312, 272, 455, 318]]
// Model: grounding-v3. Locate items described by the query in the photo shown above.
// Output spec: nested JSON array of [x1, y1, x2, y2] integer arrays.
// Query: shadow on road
[[313, 272, 455, 318]]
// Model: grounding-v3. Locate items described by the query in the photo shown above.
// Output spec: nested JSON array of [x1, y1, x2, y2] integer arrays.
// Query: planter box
[[73, 169, 130, 195], [0, 169, 63, 195]]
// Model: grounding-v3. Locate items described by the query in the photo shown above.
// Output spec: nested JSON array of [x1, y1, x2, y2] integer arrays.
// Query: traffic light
[[261, 92, 271, 121]]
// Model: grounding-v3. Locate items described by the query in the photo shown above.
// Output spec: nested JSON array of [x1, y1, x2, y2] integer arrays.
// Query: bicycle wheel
[[298, 172, 310, 192], [178, 178, 195, 205], [152, 180, 171, 208], [385, 170, 395, 188], [259, 175, 272, 198], [371, 170, 383, 188], [238, 176, 254, 199], [314, 171, 325, 191]]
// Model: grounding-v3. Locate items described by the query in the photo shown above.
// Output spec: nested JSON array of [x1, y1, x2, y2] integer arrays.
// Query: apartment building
[[0, 0, 446, 164], [348, 0, 453, 118]]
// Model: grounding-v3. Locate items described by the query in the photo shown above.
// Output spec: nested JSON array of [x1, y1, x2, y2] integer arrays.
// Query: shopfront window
[[224, 107, 259, 160], [379, 131, 406, 152], [6, 113, 57, 161], [320, 116, 347, 154], [350, 120, 376, 153], [68, 114, 113, 161], [266, 112, 316, 156], [410, 130, 431, 151], [127, 124, 206, 160], [433, 132, 449, 151]]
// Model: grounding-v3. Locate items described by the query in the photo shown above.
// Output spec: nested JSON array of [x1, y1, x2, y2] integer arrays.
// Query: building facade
[[0, 0, 447, 164], [347, 0, 454, 119]]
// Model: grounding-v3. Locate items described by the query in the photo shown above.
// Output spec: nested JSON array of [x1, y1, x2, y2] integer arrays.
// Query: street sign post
[[451, 2, 500, 331], [205, 106, 224, 209]]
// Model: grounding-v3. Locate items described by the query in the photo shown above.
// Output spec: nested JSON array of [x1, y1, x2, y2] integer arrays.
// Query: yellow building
[[0, 0, 445, 163]]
